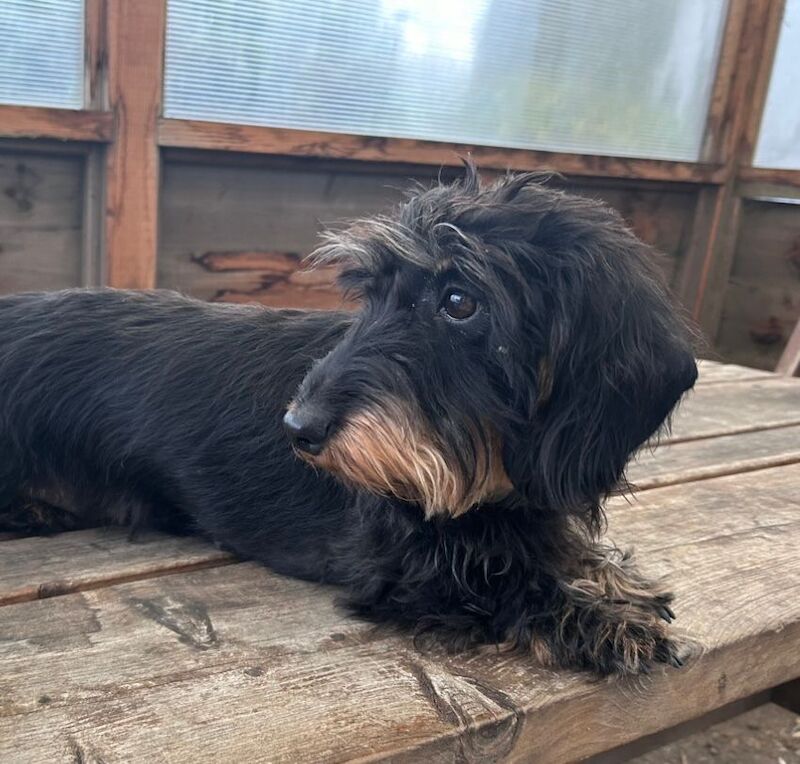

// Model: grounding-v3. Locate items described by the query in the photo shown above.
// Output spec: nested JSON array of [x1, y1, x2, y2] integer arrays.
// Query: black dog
[[0, 167, 697, 675]]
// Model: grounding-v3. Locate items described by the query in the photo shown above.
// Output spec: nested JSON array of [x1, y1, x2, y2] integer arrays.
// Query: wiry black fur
[[0, 167, 697, 675]]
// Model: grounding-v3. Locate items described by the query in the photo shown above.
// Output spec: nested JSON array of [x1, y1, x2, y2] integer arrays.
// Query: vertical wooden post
[[104, 0, 166, 289], [81, 0, 108, 287], [676, 0, 785, 340]]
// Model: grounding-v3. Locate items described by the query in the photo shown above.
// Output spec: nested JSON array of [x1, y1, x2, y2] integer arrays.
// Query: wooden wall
[[716, 196, 800, 368], [157, 157, 698, 313], [0, 150, 84, 294]]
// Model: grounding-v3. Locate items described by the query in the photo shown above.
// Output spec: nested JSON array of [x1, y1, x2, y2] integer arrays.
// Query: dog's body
[[0, 169, 698, 675]]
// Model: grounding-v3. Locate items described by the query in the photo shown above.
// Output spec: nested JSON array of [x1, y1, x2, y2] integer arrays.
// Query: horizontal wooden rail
[[0, 105, 112, 143], [158, 117, 728, 184], [738, 165, 800, 189]]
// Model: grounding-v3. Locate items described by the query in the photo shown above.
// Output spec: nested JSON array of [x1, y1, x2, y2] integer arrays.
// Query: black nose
[[283, 407, 331, 455]]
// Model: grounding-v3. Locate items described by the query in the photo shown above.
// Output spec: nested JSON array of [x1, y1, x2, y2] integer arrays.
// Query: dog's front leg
[[533, 544, 685, 675]]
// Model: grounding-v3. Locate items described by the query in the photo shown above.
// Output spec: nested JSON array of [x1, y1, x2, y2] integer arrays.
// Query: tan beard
[[297, 398, 513, 518]]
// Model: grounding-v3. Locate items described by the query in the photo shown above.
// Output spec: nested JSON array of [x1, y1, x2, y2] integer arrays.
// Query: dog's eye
[[442, 290, 477, 320]]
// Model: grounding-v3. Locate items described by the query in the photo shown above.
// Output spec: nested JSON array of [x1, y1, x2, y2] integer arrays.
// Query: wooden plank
[[0, 105, 112, 143], [0, 466, 798, 763], [158, 160, 695, 307], [699, 0, 749, 163], [158, 161, 410, 305], [0, 529, 234, 607], [738, 0, 788, 167], [630, 423, 800, 489], [695, 359, 775, 383], [739, 166, 800, 189], [0, 151, 84, 294], [158, 118, 727, 185], [668, 377, 800, 441], [104, 0, 165, 289], [776, 319, 800, 376]]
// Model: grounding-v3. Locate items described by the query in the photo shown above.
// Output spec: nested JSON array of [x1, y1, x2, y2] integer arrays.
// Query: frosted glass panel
[[0, 0, 84, 109], [755, 0, 800, 170], [165, 0, 728, 161]]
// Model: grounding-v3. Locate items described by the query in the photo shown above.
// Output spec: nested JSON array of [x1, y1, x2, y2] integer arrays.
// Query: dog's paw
[[593, 616, 687, 675], [541, 590, 691, 675]]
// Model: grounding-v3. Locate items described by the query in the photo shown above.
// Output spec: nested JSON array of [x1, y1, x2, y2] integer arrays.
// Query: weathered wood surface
[[630, 423, 800, 489], [158, 161, 693, 307], [668, 378, 800, 440], [1, 466, 798, 763], [0, 105, 112, 143], [104, 0, 165, 289], [158, 160, 409, 306], [157, 118, 727, 185], [695, 359, 775, 384], [0, 151, 84, 294], [0, 529, 234, 606]]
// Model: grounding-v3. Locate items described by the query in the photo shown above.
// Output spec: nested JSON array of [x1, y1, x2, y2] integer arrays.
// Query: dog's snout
[[283, 407, 331, 455]]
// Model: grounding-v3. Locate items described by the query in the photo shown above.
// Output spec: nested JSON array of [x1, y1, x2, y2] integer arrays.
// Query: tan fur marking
[[300, 399, 512, 517], [560, 546, 678, 673]]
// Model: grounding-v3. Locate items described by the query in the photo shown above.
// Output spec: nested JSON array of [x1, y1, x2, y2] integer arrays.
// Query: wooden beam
[[739, 0, 789, 167], [0, 105, 112, 143], [739, 166, 800, 189], [677, 0, 786, 336], [104, 0, 166, 289], [158, 118, 726, 184], [84, 0, 108, 110], [700, 0, 749, 163]]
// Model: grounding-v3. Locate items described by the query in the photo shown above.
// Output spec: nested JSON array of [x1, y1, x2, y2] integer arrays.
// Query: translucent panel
[[755, 0, 800, 170], [0, 0, 84, 109], [165, 0, 728, 161]]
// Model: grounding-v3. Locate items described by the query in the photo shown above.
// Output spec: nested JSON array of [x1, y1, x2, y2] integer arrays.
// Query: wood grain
[[739, 166, 800, 189], [668, 378, 800, 441], [0, 529, 234, 606], [0, 105, 112, 143], [0, 466, 798, 763], [157, 161, 410, 305], [157, 160, 694, 307], [158, 118, 727, 184], [104, 0, 165, 289], [695, 359, 775, 384], [630, 423, 800, 489], [699, 0, 749, 163], [0, 152, 84, 294], [84, 0, 108, 110]]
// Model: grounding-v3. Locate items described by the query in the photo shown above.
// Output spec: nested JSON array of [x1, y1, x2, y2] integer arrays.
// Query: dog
[[0, 166, 698, 675]]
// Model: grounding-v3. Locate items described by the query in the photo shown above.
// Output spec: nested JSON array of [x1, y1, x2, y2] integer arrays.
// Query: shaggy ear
[[504, 231, 698, 525]]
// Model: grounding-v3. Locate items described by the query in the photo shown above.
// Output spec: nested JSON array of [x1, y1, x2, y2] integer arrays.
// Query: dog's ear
[[503, 221, 698, 525]]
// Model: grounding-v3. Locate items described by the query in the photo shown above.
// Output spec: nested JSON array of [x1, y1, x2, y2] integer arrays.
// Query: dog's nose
[[283, 407, 331, 455]]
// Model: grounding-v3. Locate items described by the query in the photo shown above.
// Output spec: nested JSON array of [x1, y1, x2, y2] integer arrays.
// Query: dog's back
[[0, 289, 351, 576]]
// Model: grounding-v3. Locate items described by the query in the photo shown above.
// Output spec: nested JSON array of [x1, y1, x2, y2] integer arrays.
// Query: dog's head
[[285, 166, 697, 524]]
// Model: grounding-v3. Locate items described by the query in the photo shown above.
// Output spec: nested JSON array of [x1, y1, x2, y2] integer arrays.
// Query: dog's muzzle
[[283, 406, 331, 455]]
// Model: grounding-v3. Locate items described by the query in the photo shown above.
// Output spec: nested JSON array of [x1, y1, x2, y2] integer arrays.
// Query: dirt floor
[[631, 704, 800, 764]]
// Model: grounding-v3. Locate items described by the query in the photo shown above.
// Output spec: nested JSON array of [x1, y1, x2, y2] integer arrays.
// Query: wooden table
[[2, 361, 799, 763]]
